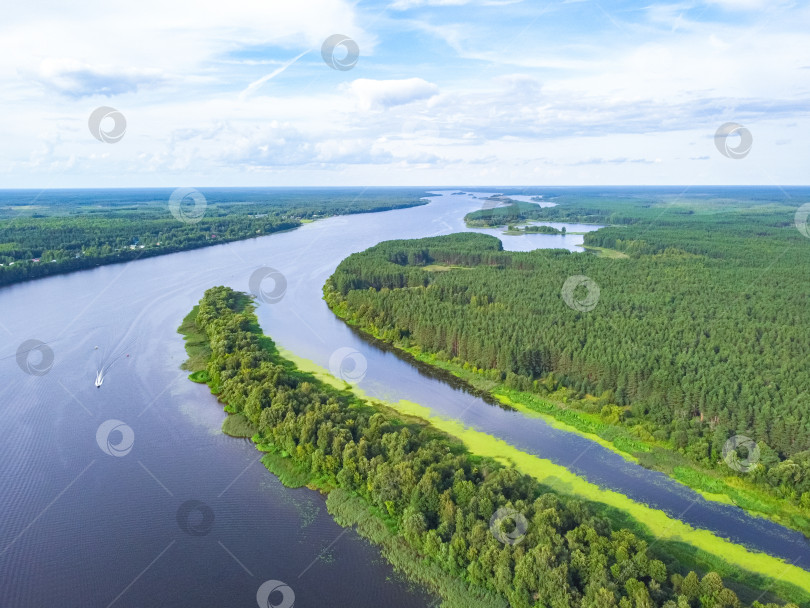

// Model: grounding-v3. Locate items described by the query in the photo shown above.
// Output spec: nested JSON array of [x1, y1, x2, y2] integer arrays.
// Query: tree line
[[186, 285, 798, 608], [0, 188, 428, 286], [326, 196, 810, 513]]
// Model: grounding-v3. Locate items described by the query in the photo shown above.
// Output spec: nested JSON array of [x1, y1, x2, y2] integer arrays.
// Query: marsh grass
[[177, 306, 210, 372], [324, 295, 810, 604], [331, 299, 810, 539], [179, 290, 810, 607], [221, 413, 257, 438], [327, 489, 506, 608]]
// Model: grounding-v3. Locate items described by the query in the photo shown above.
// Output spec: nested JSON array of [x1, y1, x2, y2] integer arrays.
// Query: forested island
[[0, 188, 429, 286], [179, 286, 800, 608], [466, 200, 543, 227], [325, 194, 810, 538], [504, 224, 566, 235]]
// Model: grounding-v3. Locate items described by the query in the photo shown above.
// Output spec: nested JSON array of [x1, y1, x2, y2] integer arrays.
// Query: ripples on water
[[0, 190, 806, 608]]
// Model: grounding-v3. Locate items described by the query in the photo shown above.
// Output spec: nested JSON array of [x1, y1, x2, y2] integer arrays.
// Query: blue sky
[[1, 0, 808, 187]]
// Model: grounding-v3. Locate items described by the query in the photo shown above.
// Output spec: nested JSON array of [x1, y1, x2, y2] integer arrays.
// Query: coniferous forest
[[184, 285, 799, 608], [325, 194, 810, 518]]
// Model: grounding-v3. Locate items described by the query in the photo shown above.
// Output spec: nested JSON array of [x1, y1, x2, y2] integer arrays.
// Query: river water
[[0, 190, 807, 608]]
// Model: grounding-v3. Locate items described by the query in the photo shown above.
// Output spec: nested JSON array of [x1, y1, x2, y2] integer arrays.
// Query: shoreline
[[177, 299, 503, 608], [178, 289, 810, 607], [0, 199, 429, 290], [277, 329, 810, 607], [322, 283, 810, 540], [321, 288, 810, 604]]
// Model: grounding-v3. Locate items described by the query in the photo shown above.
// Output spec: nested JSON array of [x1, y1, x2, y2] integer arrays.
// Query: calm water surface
[[0, 191, 807, 608]]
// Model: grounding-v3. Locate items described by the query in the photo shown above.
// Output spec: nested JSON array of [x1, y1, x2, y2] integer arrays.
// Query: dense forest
[[325, 194, 810, 515], [184, 285, 797, 608], [0, 188, 428, 286], [464, 187, 810, 228], [467, 200, 562, 227], [506, 224, 566, 235]]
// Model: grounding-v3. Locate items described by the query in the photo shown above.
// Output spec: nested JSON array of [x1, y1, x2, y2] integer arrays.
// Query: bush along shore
[[179, 286, 803, 608]]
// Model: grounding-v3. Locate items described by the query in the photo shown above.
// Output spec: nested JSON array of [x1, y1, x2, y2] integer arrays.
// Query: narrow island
[[503, 224, 566, 236], [179, 285, 804, 608]]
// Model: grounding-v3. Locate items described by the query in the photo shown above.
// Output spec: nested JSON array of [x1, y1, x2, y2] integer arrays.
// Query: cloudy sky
[[2, 0, 808, 187]]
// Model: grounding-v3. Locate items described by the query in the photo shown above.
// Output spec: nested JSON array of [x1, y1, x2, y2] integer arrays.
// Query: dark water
[[0, 190, 807, 608]]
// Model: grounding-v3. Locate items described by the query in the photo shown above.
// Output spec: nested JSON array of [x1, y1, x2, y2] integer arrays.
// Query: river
[[0, 190, 807, 608]]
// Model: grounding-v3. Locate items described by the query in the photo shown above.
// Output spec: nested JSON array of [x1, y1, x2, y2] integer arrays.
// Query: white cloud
[[390, 0, 522, 9], [1, 0, 809, 186], [706, 0, 791, 10], [30, 59, 167, 98], [391, 0, 470, 7], [348, 78, 439, 110], [0, 0, 370, 95]]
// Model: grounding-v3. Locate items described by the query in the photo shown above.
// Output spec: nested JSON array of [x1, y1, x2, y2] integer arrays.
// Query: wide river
[[0, 191, 807, 607]]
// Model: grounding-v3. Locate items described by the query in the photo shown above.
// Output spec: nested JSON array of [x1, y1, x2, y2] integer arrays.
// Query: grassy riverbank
[[179, 287, 808, 607], [324, 207, 810, 540], [283, 339, 810, 608], [363, 331, 810, 537], [388, 398, 810, 605], [178, 297, 501, 608], [322, 272, 810, 540]]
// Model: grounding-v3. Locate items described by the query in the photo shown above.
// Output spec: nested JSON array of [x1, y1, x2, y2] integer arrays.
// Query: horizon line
[[1, 185, 809, 191]]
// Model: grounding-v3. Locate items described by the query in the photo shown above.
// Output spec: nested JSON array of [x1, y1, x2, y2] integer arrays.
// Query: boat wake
[[93, 335, 136, 388]]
